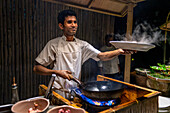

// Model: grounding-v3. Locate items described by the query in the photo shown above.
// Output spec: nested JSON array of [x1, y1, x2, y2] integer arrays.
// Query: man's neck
[[64, 35, 74, 41]]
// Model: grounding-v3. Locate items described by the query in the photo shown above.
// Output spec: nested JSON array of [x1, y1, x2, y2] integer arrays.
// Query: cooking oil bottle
[[11, 77, 19, 104]]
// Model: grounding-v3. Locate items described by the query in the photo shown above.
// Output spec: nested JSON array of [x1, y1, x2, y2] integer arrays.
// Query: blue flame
[[74, 88, 117, 106]]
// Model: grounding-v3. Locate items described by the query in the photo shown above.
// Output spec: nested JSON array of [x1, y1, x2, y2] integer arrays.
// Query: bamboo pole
[[163, 12, 170, 64]]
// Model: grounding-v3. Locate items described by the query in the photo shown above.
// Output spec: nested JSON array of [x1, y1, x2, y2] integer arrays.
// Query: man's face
[[60, 16, 78, 36], [107, 37, 113, 43], [106, 37, 113, 46]]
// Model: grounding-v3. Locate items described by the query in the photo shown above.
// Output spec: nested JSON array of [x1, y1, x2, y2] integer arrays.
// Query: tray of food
[[150, 63, 170, 72], [146, 63, 170, 83], [135, 68, 150, 76], [110, 41, 155, 51]]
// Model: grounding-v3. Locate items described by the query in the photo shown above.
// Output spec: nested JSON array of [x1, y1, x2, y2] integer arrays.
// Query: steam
[[115, 21, 164, 45]]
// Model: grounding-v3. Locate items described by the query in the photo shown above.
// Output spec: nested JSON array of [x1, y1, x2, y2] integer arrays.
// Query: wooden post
[[124, 3, 134, 82]]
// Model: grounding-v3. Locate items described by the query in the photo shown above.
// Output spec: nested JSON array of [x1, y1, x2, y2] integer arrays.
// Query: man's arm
[[97, 48, 135, 61], [33, 64, 72, 80]]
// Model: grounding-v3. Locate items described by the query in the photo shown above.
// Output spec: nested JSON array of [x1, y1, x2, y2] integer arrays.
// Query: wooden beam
[[124, 2, 134, 82], [126, 3, 134, 41], [110, 0, 145, 4], [87, 0, 95, 8], [97, 75, 161, 95], [120, 6, 128, 17]]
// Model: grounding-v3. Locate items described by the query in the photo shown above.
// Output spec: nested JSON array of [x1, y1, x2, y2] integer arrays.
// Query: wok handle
[[68, 74, 82, 86]]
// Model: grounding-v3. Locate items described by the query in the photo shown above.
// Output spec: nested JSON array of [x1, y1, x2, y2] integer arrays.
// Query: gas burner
[[72, 88, 120, 107]]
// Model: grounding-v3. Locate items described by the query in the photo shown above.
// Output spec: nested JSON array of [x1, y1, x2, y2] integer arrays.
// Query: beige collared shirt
[[35, 35, 100, 98]]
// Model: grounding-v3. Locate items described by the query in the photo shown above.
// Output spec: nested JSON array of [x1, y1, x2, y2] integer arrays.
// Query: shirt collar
[[62, 35, 77, 42]]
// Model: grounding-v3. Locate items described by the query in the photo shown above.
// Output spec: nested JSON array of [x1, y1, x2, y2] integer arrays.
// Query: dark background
[[0, 0, 169, 105], [115, 0, 170, 70]]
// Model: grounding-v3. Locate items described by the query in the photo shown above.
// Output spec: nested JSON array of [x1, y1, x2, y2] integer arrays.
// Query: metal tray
[[110, 41, 155, 51]]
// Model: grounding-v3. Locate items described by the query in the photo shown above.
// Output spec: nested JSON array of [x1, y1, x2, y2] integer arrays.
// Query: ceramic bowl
[[47, 105, 86, 113], [11, 97, 49, 113]]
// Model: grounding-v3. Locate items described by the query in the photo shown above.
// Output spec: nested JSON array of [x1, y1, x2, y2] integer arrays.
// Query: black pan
[[69, 75, 125, 100], [80, 81, 125, 100]]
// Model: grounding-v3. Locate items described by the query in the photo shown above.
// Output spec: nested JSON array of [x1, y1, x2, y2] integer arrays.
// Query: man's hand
[[54, 70, 72, 80], [118, 48, 137, 55]]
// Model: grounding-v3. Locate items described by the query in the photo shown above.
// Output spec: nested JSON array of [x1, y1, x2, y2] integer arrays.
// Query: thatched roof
[[43, 0, 144, 17]]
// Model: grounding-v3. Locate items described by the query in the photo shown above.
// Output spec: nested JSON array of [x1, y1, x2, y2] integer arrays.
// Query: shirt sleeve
[[35, 41, 56, 66], [81, 41, 101, 63]]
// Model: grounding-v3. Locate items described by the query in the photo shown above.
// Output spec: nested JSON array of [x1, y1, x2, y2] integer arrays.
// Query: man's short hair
[[57, 9, 77, 25]]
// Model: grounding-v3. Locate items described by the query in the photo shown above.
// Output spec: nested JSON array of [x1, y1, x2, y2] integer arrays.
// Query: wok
[[69, 75, 125, 100]]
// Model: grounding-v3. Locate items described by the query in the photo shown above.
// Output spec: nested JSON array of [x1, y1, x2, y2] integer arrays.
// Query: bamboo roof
[[43, 0, 144, 17]]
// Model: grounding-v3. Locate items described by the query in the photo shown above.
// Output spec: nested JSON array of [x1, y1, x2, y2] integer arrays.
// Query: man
[[98, 34, 123, 81], [33, 10, 134, 98]]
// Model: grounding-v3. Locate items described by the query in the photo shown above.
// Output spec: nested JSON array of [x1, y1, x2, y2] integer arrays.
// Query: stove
[[39, 85, 121, 112], [72, 88, 120, 106], [39, 75, 161, 113], [71, 88, 121, 113]]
